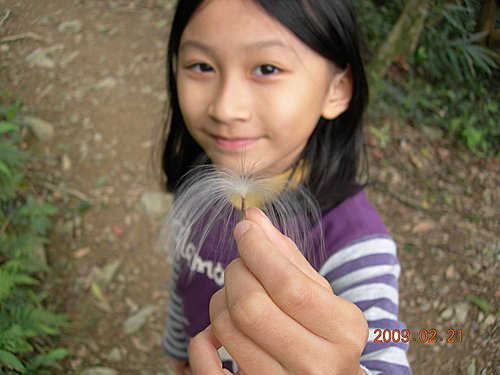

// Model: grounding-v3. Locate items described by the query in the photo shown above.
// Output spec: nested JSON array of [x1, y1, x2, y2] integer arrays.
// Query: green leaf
[[0, 349, 26, 373], [40, 348, 68, 363], [0, 160, 13, 178], [12, 274, 39, 286], [467, 295, 493, 314], [95, 175, 108, 187], [5, 100, 21, 122], [0, 121, 18, 134]]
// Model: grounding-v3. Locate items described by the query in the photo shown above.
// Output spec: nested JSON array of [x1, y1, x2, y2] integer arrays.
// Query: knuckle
[[224, 258, 244, 279], [211, 308, 231, 337], [188, 332, 204, 353], [230, 291, 269, 329], [282, 279, 313, 309]]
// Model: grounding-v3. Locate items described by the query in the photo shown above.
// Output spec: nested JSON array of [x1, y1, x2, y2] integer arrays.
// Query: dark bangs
[[162, 0, 369, 210]]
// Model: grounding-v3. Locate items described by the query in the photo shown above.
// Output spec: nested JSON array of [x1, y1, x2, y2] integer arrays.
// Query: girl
[[160, 0, 412, 374]]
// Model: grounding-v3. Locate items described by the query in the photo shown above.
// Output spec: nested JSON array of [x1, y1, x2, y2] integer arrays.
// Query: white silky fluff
[[157, 163, 326, 267]]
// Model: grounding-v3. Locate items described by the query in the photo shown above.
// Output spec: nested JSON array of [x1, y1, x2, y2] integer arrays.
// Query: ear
[[321, 66, 353, 120]]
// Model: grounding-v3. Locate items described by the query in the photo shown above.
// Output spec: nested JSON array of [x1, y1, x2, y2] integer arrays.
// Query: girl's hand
[[188, 208, 368, 374], [167, 357, 191, 375]]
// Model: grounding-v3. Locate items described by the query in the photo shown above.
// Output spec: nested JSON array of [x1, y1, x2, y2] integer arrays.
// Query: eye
[[189, 63, 214, 73], [254, 64, 281, 76]]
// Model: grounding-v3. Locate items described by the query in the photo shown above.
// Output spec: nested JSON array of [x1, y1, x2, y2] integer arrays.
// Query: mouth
[[212, 135, 261, 151]]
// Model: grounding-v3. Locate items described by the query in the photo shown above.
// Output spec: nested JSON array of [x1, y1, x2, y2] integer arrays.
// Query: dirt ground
[[0, 1, 498, 374]]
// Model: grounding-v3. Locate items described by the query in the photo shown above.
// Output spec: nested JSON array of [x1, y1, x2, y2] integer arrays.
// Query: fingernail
[[234, 220, 251, 240], [256, 208, 272, 224]]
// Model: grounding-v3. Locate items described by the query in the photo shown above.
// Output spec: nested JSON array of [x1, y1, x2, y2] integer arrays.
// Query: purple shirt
[[163, 190, 411, 374]]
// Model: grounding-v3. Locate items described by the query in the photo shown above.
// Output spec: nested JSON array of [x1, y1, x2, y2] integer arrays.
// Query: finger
[[233, 215, 366, 345], [242, 208, 331, 291], [188, 327, 230, 375], [210, 276, 285, 374], [223, 257, 335, 371]]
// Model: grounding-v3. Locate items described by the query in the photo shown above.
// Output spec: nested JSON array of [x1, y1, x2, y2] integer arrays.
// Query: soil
[[0, 1, 498, 374]]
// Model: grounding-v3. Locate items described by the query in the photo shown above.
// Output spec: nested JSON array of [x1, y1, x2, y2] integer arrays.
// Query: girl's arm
[[320, 238, 411, 374]]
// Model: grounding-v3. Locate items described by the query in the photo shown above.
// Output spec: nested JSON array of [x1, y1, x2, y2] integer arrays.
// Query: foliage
[[0, 101, 68, 374], [355, 0, 499, 155]]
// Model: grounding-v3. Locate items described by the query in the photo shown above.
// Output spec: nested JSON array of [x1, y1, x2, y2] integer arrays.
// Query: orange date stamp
[[373, 328, 463, 343]]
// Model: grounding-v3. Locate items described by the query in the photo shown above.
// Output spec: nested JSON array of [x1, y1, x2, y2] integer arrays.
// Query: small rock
[[26, 48, 56, 68], [92, 258, 123, 287], [95, 77, 117, 90], [23, 116, 55, 141], [483, 314, 495, 327], [62, 154, 72, 171], [421, 125, 444, 141], [440, 307, 453, 320], [445, 265, 457, 280], [58, 20, 83, 33], [124, 305, 156, 335], [26, 45, 64, 69], [140, 192, 173, 218], [466, 359, 476, 375], [454, 302, 469, 325], [81, 367, 118, 375], [107, 347, 122, 362]]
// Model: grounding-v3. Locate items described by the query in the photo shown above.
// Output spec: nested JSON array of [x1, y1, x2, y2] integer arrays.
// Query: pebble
[[81, 367, 118, 375], [58, 20, 83, 33], [482, 314, 495, 327], [440, 307, 453, 320], [26, 48, 57, 69], [445, 264, 457, 280], [454, 302, 469, 325], [62, 154, 72, 171], [23, 116, 55, 141], [140, 192, 173, 218], [107, 347, 122, 362], [123, 305, 156, 335], [95, 77, 117, 90]]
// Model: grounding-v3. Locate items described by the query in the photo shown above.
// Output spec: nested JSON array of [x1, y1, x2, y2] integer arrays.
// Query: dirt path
[[1, 1, 498, 374]]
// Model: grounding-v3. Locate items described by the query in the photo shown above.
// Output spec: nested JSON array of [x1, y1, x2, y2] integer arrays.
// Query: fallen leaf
[[411, 220, 434, 234], [74, 247, 91, 258], [112, 225, 124, 237]]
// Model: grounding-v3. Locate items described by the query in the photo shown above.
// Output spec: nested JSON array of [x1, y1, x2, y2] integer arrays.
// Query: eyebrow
[[179, 39, 293, 53]]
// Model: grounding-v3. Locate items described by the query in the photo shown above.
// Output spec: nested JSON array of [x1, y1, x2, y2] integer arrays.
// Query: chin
[[209, 155, 268, 176]]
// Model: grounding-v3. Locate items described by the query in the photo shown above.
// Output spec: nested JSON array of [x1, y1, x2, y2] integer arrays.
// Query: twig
[[0, 212, 14, 237], [0, 9, 11, 28], [240, 195, 246, 220], [373, 184, 445, 218], [38, 180, 93, 203], [0, 32, 49, 44]]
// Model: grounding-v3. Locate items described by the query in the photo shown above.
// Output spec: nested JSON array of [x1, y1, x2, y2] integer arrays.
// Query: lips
[[213, 136, 260, 150]]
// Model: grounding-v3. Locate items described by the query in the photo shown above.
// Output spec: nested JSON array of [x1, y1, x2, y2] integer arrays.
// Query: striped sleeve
[[162, 262, 189, 360], [319, 237, 412, 374]]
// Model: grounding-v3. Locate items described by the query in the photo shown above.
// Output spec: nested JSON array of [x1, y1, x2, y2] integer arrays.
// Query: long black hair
[[162, 0, 369, 211]]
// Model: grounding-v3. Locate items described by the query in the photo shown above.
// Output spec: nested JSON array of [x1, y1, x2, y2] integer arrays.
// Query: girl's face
[[176, 0, 351, 174]]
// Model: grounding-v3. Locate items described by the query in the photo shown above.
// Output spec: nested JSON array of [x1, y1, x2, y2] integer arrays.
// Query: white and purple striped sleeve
[[320, 237, 412, 374], [162, 262, 189, 361]]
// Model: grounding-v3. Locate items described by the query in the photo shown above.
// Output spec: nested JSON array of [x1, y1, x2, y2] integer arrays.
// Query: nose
[[208, 73, 251, 124]]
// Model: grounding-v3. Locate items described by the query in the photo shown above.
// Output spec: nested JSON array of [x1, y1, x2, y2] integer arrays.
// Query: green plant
[[358, 0, 498, 155], [0, 101, 68, 374], [417, 1, 497, 83]]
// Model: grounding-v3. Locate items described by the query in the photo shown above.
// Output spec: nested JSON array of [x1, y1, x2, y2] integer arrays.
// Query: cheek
[[265, 91, 320, 137], [177, 77, 210, 121]]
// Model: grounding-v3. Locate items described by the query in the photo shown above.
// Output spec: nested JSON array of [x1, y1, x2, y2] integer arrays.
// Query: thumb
[[235, 208, 330, 290]]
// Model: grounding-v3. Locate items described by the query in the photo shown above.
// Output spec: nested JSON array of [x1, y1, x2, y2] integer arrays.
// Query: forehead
[[180, 0, 305, 56]]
